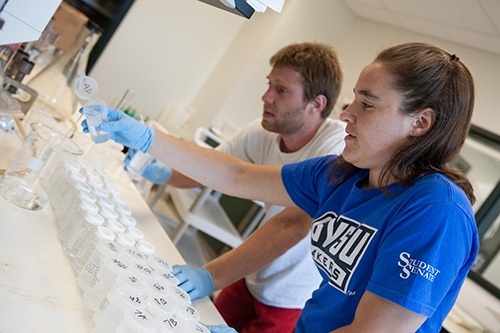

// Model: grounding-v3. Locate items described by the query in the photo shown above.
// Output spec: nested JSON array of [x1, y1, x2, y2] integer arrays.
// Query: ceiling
[[339, 0, 500, 56]]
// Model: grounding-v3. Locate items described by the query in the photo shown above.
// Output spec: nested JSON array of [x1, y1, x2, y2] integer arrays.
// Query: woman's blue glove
[[125, 149, 172, 184], [172, 264, 214, 300], [81, 107, 154, 153], [205, 324, 239, 333]]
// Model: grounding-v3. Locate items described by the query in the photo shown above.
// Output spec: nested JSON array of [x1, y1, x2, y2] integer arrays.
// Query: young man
[[130, 42, 345, 333]]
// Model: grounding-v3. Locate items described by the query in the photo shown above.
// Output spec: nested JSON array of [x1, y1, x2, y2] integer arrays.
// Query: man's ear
[[410, 108, 435, 137], [309, 94, 328, 114]]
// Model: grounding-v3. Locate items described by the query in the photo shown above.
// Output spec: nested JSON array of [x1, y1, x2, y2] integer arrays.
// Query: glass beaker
[[0, 123, 83, 210]]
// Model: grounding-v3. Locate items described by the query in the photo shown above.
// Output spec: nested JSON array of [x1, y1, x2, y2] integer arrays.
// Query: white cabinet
[[0, 0, 61, 44]]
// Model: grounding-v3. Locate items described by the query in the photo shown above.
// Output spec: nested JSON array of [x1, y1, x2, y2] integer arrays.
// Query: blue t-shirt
[[282, 155, 479, 333]]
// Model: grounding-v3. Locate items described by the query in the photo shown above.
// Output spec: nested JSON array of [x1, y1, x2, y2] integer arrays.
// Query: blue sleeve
[[281, 155, 335, 217], [367, 198, 478, 317]]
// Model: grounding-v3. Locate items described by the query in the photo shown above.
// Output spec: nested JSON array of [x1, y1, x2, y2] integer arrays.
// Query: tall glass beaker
[[0, 123, 83, 210]]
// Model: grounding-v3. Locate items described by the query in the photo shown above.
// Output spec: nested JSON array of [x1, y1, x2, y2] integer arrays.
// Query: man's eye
[[362, 102, 373, 109]]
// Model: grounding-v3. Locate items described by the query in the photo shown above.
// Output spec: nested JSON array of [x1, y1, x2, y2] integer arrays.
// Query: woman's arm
[[149, 130, 295, 207], [332, 291, 427, 333]]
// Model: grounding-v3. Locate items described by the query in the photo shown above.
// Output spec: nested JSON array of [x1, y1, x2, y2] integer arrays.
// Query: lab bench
[[0, 107, 224, 332]]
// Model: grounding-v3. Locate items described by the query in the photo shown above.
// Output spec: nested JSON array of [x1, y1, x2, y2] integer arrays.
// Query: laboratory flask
[[0, 123, 82, 210]]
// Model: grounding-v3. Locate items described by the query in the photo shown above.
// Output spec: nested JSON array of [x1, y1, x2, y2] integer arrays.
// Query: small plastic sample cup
[[127, 151, 154, 176], [74, 75, 99, 101], [115, 307, 157, 333], [72, 226, 115, 273], [82, 98, 111, 144], [92, 286, 146, 333]]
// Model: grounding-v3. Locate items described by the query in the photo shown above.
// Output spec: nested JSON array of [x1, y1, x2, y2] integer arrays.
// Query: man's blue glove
[[205, 324, 239, 333], [81, 107, 154, 153], [125, 149, 172, 184], [172, 264, 214, 300]]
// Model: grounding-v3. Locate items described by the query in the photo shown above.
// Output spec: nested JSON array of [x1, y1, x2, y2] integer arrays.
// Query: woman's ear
[[410, 108, 435, 137]]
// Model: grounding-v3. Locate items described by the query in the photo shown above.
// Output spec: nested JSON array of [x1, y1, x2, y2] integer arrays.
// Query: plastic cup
[[82, 98, 111, 144]]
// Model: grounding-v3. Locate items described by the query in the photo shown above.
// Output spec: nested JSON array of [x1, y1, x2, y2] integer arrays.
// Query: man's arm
[[167, 169, 202, 188], [204, 207, 312, 290]]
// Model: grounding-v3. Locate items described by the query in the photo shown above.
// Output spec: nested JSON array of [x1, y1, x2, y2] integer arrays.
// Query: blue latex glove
[[81, 107, 154, 153], [125, 149, 172, 184], [205, 324, 239, 333], [172, 264, 214, 300]]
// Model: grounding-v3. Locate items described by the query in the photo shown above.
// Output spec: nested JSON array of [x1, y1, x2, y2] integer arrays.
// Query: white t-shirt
[[216, 118, 346, 308]]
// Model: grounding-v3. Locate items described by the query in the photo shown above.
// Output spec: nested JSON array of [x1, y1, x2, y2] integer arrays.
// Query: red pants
[[214, 279, 302, 333]]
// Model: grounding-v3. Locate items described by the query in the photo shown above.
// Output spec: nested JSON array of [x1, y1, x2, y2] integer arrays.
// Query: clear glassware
[[0, 123, 82, 210]]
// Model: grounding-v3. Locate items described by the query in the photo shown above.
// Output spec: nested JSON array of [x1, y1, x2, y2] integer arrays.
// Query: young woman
[[85, 42, 479, 332]]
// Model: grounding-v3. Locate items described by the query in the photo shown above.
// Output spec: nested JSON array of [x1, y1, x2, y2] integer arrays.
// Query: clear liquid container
[[82, 252, 131, 311], [115, 307, 157, 333], [126, 226, 145, 242], [116, 203, 133, 218], [175, 303, 201, 329], [77, 238, 126, 292], [158, 313, 191, 333], [145, 291, 177, 324], [90, 268, 145, 316], [0, 123, 82, 210], [59, 197, 100, 243], [101, 206, 120, 223], [72, 225, 115, 273], [62, 211, 104, 258], [119, 215, 137, 228], [148, 255, 172, 273], [194, 322, 211, 333], [167, 285, 192, 306], [92, 284, 146, 333], [57, 189, 96, 232], [82, 98, 111, 143], [104, 218, 126, 235]]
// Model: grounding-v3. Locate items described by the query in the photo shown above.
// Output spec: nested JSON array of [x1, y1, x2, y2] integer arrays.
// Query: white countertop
[[0, 109, 224, 332]]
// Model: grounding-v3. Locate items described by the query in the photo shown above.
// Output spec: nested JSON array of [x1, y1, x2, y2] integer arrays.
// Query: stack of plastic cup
[[115, 307, 157, 333], [90, 267, 145, 317], [62, 212, 104, 258], [145, 291, 178, 328], [92, 284, 147, 333], [59, 195, 100, 242], [76, 233, 134, 293], [72, 225, 115, 273], [104, 218, 126, 236], [125, 226, 144, 242], [82, 252, 131, 311]]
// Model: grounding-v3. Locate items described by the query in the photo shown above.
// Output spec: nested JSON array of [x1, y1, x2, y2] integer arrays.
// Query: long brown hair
[[332, 42, 476, 204]]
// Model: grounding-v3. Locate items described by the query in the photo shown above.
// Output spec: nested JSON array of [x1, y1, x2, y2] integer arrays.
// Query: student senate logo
[[311, 212, 377, 294], [397, 252, 441, 282]]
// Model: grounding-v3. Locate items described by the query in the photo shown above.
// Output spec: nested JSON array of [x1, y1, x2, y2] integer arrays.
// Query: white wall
[[92, 0, 500, 138], [334, 18, 500, 137], [90, 0, 246, 133]]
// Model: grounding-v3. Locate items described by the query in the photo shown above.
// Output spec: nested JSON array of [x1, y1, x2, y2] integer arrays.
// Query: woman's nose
[[339, 103, 353, 123]]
